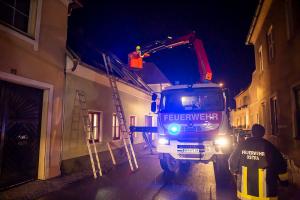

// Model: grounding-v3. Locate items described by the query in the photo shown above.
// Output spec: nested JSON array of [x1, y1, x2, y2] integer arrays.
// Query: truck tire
[[179, 161, 191, 172], [159, 155, 179, 173], [159, 158, 168, 171], [213, 155, 231, 185]]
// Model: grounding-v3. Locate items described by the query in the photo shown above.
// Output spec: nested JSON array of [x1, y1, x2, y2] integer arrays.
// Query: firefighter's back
[[238, 137, 282, 198]]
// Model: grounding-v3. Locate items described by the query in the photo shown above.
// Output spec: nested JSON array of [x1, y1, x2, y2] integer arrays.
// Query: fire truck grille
[[178, 154, 204, 158]]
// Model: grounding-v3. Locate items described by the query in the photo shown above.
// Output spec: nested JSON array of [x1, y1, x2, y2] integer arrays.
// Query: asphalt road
[[37, 153, 236, 200]]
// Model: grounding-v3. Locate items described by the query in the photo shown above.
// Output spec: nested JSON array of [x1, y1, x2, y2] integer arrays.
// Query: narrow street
[[37, 152, 236, 200], [1, 1, 299, 199]]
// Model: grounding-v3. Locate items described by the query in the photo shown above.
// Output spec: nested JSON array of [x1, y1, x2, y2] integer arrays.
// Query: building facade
[[230, 0, 300, 184], [0, 0, 70, 189], [0, 0, 156, 189], [62, 54, 155, 172]]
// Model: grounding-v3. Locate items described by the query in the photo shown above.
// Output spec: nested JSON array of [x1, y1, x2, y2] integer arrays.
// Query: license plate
[[177, 148, 200, 153]]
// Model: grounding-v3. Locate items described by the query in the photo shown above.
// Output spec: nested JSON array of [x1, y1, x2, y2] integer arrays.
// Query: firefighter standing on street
[[228, 124, 288, 200]]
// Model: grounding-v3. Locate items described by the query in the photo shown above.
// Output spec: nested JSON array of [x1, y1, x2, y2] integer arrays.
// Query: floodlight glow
[[214, 137, 229, 146], [168, 123, 181, 135], [158, 137, 169, 145], [181, 97, 187, 104]]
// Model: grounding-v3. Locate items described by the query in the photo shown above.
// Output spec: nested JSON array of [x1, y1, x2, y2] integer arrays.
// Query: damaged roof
[[67, 47, 153, 93]]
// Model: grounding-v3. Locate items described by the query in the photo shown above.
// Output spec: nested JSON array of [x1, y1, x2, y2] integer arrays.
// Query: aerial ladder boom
[[128, 32, 212, 82]]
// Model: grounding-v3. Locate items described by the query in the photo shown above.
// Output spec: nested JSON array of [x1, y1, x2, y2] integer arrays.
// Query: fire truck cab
[[151, 83, 233, 172]]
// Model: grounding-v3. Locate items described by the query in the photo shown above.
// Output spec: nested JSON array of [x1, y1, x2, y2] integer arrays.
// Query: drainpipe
[[59, 54, 69, 175]]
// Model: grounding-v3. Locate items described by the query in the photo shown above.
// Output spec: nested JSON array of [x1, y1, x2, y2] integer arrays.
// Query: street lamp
[[219, 82, 224, 87]]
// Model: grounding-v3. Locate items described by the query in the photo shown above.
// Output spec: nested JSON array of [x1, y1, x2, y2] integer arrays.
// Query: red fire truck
[[129, 32, 233, 173]]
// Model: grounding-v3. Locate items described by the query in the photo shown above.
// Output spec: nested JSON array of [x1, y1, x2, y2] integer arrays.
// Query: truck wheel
[[213, 155, 231, 185], [214, 155, 229, 173], [159, 155, 179, 173], [179, 161, 191, 172], [159, 158, 168, 171]]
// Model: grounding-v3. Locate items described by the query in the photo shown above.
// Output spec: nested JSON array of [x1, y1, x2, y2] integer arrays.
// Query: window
[[129, 116, 137, 137], [270, 97, 278, 135], [266, 25, 275, 62], [88, 111, 102, 142], [261, 102, 267, 127], [285, 0, 294, 40], [258, 45, 264, 71], [112, 113, 120, 140], [160, 88, 224, 112], [0, 0, 38, 37]]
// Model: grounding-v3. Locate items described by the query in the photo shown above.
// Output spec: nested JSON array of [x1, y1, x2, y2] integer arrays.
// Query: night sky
[[68, 0, 259, 108]]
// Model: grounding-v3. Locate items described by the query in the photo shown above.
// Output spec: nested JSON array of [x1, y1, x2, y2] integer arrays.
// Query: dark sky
[[68, 0, 259, 107]]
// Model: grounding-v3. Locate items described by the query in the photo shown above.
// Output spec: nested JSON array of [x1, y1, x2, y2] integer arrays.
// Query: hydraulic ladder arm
[[128, 32, 212, 82]]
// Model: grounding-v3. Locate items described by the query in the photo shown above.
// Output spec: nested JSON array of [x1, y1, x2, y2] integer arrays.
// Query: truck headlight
[[168, 123, 181, 135], [214, 137, 229, 147], [158, 137, 169, 145]]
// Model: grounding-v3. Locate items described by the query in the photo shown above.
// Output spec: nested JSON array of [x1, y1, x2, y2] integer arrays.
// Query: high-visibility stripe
[[242, 166, 248, 195], [237, 191, 278, 200], [278, 172, 288, 181], [258, 168, 267, 197]]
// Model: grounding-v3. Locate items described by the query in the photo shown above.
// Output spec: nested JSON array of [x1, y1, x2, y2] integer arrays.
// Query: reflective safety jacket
[[228, 137, 288, 200]]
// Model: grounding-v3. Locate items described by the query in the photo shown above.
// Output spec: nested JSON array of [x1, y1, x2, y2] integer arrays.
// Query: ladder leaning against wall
[[76, 90, 102, 178], [102, 53, 139, 172]]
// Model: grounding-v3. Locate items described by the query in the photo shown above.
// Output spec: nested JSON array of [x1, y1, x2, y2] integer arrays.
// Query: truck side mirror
[[152, 93, 157, 101], [151, 102, 157, 112]]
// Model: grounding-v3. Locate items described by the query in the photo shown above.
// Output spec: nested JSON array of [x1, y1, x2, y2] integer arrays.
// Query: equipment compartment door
[[0, 80, 43, 189]]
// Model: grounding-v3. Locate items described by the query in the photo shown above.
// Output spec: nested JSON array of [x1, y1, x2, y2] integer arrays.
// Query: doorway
[[294, 86, 300, 139], [0, 80, 43, 189]]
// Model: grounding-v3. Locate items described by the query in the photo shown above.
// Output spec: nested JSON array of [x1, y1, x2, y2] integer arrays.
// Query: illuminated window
[[129, 116, 137, 137], [112, 113, 120, 140], [0, 0, 38, 37], [88, 111, 102, 142], [258, 45, 263, 71], [266, 25, 275, 62]]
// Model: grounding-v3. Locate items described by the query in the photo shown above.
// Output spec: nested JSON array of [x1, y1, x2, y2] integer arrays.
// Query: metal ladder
[[76, 90, 102, 178], [102, 53, 138, 171]]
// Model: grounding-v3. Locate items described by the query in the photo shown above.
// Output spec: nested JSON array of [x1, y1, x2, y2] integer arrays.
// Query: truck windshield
[[160, 87, 224, 112]]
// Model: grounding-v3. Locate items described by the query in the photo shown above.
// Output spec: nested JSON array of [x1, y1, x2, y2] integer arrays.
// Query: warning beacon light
[[168, 123, 181, 135]]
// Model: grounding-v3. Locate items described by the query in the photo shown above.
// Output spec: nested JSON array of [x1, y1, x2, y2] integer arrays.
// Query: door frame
[[291, 82, 300, 139], [0, 72, 53, 180]]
